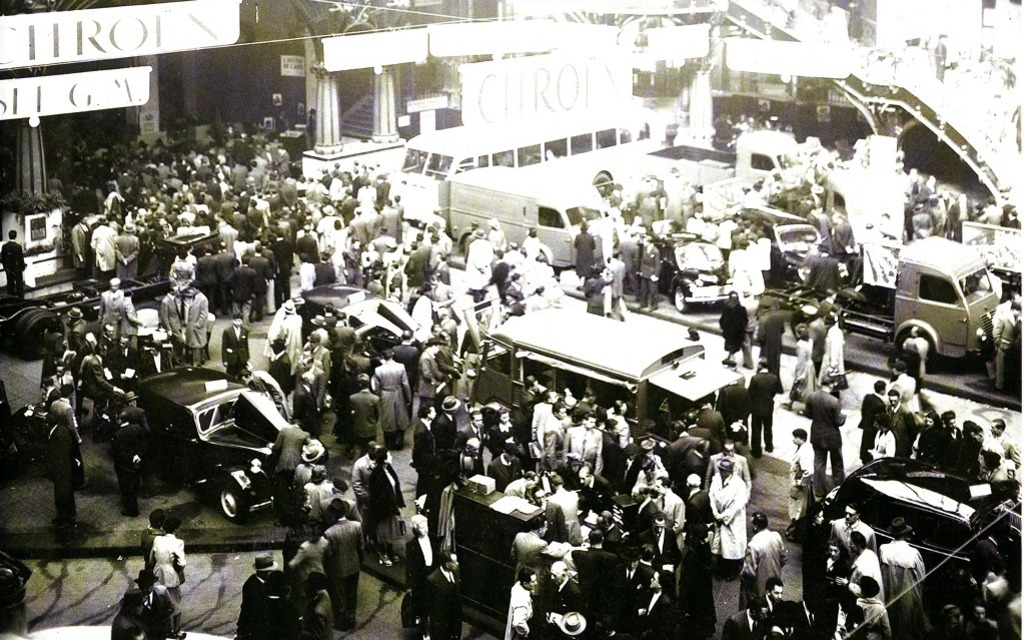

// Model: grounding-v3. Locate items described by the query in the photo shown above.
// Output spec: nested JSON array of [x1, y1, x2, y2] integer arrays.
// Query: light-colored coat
[[372, 359, 411, 433], [709, 472, 748, 560]]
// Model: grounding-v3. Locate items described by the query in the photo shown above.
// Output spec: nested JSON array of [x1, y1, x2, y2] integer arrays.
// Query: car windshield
[[196, 398, 237, 437], [960, 268, 993, 302], [566, 207, 601, 227], [778, 225, 820, 247], [675, 243, 723, 271]]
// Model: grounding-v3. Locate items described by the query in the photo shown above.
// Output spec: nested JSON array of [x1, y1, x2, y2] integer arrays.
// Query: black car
[[739, 205, 822, 285], [655, 234, 732, 313], [802, 458, 1020, 618], [299, 284, 427, 349], [139, 367, 284, 523]]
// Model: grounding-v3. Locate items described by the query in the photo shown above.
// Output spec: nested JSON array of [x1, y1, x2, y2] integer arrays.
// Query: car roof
[[740, 205, 808, 226], [489, 308, 704, 380], [302, 284, 378, 309], [140, 367, 246, 408]]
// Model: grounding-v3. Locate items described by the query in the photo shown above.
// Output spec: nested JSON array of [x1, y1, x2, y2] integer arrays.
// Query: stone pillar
[[371, 65, 399, 144], [688, 70, 714, 145], [16, 119, 46, 195], [313, 67, 344, 154]]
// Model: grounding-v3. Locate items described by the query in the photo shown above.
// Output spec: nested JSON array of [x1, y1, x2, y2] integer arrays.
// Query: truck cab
[[841, 238, 999, 358]]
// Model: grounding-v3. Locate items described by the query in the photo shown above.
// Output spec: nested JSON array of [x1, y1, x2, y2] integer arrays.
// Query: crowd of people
[[5, 115, 1015, 640]]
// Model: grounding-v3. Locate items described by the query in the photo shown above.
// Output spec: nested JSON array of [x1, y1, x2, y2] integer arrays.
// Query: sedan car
[[139, 367, 285, 523], [801, 458, 1020, 619], [656, 235, 732, 313], [739, 205, 822, 285], [300, 284, 429, 348]]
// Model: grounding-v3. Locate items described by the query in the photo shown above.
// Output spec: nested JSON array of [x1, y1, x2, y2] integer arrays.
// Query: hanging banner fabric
[[0, 0, 241, 70], [0, 66, 152, 120]]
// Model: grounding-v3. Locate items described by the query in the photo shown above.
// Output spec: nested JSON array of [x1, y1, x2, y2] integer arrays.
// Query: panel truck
[[446, 166, 607, 270], [838, 237, 1000, 359]]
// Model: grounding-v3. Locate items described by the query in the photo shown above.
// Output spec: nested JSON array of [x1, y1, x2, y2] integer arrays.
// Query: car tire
[[593, 171, 614, 197], [220, 483, 250, 525], [673, 286, 690, 313]]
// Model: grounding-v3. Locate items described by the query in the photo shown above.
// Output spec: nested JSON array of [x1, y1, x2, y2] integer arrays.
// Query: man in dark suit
[[804, 379, 846, 500], [111, 394, 149, 517], [748, 362, 783, 458], [323, 499, 364, 631], [757, 304, 787, 377], [717, 380, 751, 445], [229, 256, 260, 327], [664, 427, 703, 486], [248, 245, 273, 321], [573, 529, 618, 629], [694, 400, 725, 454], [214, 245, 237, 315], [295, 227, 320, 264], [221, 313, 251, 379], [432, 396, 460, 454], [722, 594, 769, 640], [405, 241, 433, 290], [236, 554, 278, 640], [412, 404, 440, 497], [111, 588, 149, 640], [272, 234, 294, 308], [611, 547, 654, 635], [349, 374, 381, 455], [634, 571, 676, 640], [858, 380, 888, 463], [2, 229, 27, 297], [195, 247, 220, 309], [684, 473, 713, 533], [270, 424, 311, 521], [46, 388, 79, 528], [426, 551, 462, 640], [636, 512, 681, 594]]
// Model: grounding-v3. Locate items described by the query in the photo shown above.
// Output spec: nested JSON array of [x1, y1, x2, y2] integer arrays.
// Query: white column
[[371, 66, 400, 144], [313, 69, 344, 154]]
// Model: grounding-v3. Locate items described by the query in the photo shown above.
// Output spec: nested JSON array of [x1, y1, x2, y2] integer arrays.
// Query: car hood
[[228, 391, 288, 447]]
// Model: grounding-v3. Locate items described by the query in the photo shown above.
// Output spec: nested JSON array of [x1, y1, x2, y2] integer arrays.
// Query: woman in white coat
[[818, 315, 846, 385], [151, 515, 187, 639]]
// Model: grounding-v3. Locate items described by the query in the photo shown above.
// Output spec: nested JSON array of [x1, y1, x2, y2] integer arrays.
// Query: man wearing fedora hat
[[112, 392, 149, 516], [111, 587, 149, 640], [115, 222, 141, 280], [879, 517, 928, 640], [236, 553, 280, 640], [709, 456, 749, 581], [134, 568, 175, 640]]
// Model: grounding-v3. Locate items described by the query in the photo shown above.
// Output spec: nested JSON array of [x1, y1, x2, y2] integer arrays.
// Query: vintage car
[[138, 367, 284, 524], [299, 284, 429, 348], [656, 234, 732, 313], [738, 205, 823, 285], [801, 458, 1021, 618]]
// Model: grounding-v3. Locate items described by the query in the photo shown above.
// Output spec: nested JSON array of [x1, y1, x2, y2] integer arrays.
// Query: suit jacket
[[723, 610, 765, 640], [230, 265, 261, 301], [221, 326, 250, 369], [323, 518, 364, 577], [271, 426, 310, 475], [572, 547, 618, 617], [859, 393, 886, 432], [349, 389, 381, 440], [1, 241, 25, 274], [427, 569, 463, 640], [637, 527, 682, 568], [804, 390, 846, 449], [636, 589, 675, 639], [748, 372, 783, 416], [717, 382, 751, 426], [695, 407, 726, 449], [545, 489, 582, 545], [612, 562, 655, 632]]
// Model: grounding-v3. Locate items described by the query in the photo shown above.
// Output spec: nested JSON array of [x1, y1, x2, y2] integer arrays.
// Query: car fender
[[893, 320, 941, 354]]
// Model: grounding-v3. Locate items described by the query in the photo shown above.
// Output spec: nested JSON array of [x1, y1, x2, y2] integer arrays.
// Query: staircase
[[725, 0, 1019, 198], [341, 93, 374, 140]]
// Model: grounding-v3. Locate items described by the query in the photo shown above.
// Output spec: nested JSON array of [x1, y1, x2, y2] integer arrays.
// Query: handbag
[[400, 591, 417, 628], [828, 370, 849, 391]]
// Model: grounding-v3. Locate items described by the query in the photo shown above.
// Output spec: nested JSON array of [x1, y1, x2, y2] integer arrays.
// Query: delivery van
[[447, 166, 607, 269], [472, 309, 744, 425]]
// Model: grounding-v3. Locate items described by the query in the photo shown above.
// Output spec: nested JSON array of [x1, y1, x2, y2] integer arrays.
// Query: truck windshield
[[566, 207, 602, 227], [424, 153, 453, 180], [402, 149, 427, 174], [960, 268, 994, 301]]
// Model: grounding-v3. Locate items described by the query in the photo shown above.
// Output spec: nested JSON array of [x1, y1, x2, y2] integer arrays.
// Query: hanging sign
[[281, 55, 305, 77], [0, 66, 152, 120], [0, 0, 241, 70]]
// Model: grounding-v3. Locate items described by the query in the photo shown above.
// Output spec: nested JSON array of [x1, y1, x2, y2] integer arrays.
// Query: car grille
[[981, 309, 995, 340]]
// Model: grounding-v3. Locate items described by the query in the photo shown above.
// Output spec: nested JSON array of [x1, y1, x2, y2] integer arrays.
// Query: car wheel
[[673, 286, 690, 313], [220, 483, 249, 524]]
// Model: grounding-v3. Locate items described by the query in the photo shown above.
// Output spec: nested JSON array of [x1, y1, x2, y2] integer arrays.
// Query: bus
[[395, 106, 661, 218]]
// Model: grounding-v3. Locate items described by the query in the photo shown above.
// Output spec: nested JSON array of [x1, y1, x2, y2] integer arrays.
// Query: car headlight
[[976, 328, 987, 339], [231, 469, 251, 490]]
